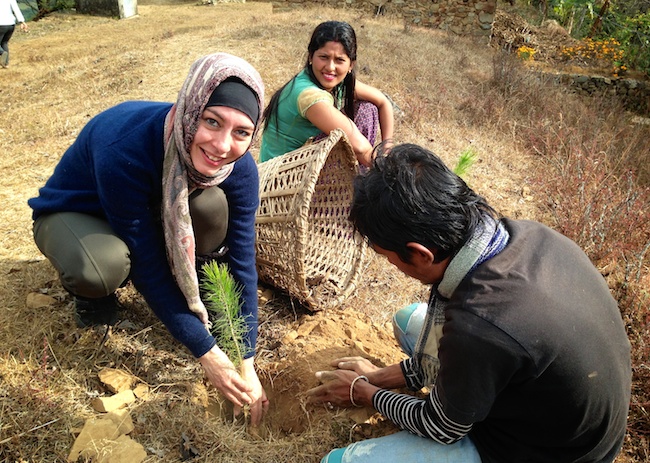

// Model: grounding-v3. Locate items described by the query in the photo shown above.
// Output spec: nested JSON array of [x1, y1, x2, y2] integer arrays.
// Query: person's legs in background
[[311, 100, 379, 149], [0, 25, 15, 67]]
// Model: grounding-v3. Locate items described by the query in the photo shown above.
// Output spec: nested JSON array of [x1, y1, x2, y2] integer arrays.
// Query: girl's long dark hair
[[262, 21, 358, 131]]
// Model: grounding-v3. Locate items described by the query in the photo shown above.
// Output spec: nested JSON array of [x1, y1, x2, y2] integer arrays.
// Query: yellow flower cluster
[[517, 46, 537, 61], [560, 38, 626, 76]]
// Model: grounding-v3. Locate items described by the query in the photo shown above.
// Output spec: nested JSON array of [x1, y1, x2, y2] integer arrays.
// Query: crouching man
[[308, 143, 631, 463]]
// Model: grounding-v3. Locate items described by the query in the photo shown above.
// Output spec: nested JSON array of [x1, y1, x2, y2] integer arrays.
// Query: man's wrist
[[350, 375, 369, 407]]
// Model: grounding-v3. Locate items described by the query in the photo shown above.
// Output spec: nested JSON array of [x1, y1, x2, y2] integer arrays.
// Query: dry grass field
[[0, 2, 647, 462]]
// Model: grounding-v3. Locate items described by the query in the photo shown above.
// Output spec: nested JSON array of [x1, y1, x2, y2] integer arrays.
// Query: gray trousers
[[33, 187, 228, 299]]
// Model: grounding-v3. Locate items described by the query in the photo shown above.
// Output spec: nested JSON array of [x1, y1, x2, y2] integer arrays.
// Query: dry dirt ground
[[0, 3, 637, 462]]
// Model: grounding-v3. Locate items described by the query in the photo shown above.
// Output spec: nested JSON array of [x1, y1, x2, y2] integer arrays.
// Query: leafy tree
[[602, 11, 650, 74], [550, 0, 598, 36]]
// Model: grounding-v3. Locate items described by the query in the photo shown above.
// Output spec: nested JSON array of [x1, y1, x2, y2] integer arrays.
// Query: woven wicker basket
[[255, 129, 368, 311]]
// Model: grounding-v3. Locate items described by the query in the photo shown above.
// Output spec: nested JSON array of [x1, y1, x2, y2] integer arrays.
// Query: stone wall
[[255, 0, 497, 36], [542, 72, 650, 115]]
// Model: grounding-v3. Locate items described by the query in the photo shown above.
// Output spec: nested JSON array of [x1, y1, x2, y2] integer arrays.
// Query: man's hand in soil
[[330, 356, 381, 376], [307, 368, 368, 408]]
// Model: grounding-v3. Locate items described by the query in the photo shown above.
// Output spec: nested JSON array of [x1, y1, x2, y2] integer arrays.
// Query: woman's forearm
[[378, 99, 394, 142]]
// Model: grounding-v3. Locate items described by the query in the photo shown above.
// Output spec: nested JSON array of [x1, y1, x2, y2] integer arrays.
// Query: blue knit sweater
[[28, 101, 259, 359]]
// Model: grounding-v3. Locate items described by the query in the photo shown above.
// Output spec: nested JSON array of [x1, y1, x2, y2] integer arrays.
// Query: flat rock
[[85, 434, 146, 463], [67, 417, 120, 462], [91, 390, 136, 413], [107, 409, 135, 435], [132, 383, 150, 399], [26, 292, 57, 308], [98, 368, 135, 393], [69, 419, 145, 463]]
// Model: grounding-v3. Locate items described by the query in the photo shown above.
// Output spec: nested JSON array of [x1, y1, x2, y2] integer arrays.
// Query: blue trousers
[[321, 303, 482, 463], [322, 431, 481, 463]]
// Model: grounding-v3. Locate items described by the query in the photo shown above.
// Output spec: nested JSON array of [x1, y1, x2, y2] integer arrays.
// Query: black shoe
[[73, 294, 120, 328]]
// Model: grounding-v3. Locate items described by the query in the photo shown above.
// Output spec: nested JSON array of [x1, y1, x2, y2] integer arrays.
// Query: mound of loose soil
[[108, 283, 409, 456], [259, 306, 406, 434]]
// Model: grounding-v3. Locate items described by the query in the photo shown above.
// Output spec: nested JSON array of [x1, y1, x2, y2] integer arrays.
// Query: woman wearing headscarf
[[28, 53, 268, 425]]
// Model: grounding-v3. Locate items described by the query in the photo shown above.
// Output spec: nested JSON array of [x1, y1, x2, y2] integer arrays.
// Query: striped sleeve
[[401, 357, 426, 391], [372, 387, 472, 444]]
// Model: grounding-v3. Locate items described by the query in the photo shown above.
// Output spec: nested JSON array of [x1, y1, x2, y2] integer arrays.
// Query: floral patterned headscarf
[[161, 53, 264, 325]]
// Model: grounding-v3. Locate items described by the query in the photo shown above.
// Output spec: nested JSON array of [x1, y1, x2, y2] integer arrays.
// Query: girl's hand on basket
[[235, 357, 269, 427], [199, 346, 253, 408], [331, 356, 380, 376]]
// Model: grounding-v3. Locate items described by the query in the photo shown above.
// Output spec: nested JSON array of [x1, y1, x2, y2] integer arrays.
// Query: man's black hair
[[349, 143, 498, 263]]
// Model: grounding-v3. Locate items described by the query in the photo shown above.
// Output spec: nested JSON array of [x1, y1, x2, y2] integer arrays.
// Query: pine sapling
[[454, 146, 478, 179], [200, 261, 250, 368]]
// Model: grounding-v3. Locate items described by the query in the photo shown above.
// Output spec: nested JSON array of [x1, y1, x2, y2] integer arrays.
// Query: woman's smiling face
[[310, 41, 354, 92], [189, 105, 255, 177]]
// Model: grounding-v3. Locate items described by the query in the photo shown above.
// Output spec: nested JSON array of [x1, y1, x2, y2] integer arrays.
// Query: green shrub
[[605, 12, 650, 76]]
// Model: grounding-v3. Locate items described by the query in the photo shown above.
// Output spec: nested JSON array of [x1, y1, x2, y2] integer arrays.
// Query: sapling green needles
[[200, 261, 250, 367], [453, 146, 478, 179]]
